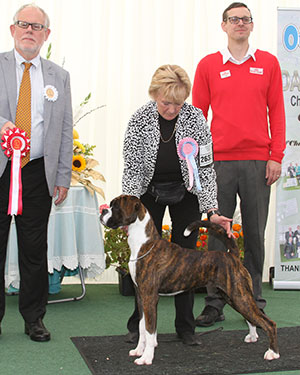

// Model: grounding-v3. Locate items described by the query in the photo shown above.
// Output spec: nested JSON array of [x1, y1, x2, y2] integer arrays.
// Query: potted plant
[[103, 226, 135, 296]]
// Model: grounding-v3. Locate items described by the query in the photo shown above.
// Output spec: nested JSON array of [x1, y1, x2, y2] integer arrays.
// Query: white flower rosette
[[43, 85, 58, 102]]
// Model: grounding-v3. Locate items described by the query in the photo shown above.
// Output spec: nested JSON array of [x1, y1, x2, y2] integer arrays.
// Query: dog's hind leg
[[246, 312, 280, 361], [244, 320, 258, 343], [224, 291, 280, 361]]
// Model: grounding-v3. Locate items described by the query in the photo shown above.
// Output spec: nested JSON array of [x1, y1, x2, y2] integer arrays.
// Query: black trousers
[[206, 161, 270, 312], [127, 190, 201, 335], [0, 158, 52, 323]]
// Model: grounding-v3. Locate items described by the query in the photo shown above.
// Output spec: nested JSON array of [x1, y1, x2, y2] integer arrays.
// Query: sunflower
[[73, 140, 86, 153], [72, 155, 86, 172], [73, 128, 79, 139]]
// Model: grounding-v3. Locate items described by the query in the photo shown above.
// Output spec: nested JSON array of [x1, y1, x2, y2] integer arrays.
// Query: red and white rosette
[[1, 128, 30, 215]]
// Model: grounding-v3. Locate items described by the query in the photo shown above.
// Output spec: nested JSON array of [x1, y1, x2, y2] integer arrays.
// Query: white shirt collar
[[14, 49, 41, 69], [220, 46, 256, 65]]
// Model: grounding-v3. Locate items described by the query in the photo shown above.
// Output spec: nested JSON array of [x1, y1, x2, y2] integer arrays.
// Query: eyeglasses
[[15, 20, 47, 31], [225, 16, 253, 24]]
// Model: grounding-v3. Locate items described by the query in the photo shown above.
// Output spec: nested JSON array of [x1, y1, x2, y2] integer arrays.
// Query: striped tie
[[15, 62, 32, 168]]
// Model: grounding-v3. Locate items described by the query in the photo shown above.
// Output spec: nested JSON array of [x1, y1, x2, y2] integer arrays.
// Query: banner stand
[[274, 8, 300, 289]]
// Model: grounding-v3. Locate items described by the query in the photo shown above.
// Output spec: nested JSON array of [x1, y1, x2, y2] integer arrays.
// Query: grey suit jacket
[[0, 50, 73, 196]]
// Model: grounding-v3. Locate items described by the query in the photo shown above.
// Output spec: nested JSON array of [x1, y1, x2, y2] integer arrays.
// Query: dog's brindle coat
[[100, 195, 279, 366]]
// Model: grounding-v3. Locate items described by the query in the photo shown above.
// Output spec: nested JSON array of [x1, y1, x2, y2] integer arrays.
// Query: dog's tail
[[184, 220, 240, 258]]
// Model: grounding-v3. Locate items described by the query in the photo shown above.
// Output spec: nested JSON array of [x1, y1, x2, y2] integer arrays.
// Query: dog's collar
[[129, 243, 155, 262]]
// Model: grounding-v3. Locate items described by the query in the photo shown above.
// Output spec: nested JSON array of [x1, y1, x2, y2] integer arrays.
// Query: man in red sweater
[[192, 2, 286, 327]]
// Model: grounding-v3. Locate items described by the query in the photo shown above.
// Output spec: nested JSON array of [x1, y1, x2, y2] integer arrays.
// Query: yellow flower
[[72, 155, 86, 172], [73, 128, 79, 139], [73, 140, 86, 153], [162, 225, 170, 231]]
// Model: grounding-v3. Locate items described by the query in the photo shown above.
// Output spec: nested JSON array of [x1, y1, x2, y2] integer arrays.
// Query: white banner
[[274, 8, 300, 289]]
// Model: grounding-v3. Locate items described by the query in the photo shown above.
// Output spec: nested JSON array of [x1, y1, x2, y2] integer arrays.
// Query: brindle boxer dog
[[100, 195, 280, 366]]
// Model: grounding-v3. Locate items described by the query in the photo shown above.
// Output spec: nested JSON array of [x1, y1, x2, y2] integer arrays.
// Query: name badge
[[250, 67, 263, 75], [199, 142, 213, 167], [220, 70, 231, 79]]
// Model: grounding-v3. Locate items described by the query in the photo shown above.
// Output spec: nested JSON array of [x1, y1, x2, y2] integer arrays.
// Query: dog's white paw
[[183, 228, 191, 237], [134, 349, 154, 365], [244, 332, 258, 343], [134, 356, 153, 365], [129, 342, 145, 357], [129, 346, 144, 357], [264, 349, 280, 361]]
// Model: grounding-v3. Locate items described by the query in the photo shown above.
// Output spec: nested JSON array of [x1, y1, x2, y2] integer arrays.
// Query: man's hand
[[0, 121, 15, 137], [266, 160, 282, 186], [53, 186, 69, 205]]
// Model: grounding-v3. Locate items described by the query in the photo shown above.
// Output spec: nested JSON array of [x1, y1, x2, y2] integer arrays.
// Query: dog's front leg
[[129, 314, 157, 365], [131, 294, 159, 365], [134, 330, 157, 365], [129, 314, 146, 358]]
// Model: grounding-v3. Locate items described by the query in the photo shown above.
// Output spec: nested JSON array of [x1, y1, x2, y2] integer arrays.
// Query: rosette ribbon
[[177, 137, 202, 191], [1, 128, 30, 215]]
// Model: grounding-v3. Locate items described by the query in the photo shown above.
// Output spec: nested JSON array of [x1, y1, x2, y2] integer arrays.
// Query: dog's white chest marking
[[128, 212, 151, 284]]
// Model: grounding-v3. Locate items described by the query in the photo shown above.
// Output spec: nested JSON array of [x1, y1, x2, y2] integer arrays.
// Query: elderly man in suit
[[0, 4, 73, 341]]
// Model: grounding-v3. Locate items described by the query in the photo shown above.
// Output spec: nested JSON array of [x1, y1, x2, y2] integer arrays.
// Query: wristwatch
[[207, 209, 221, 220]]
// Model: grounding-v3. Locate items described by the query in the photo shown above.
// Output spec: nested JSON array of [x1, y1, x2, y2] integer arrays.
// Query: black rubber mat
[[71, 326, 300, 375]]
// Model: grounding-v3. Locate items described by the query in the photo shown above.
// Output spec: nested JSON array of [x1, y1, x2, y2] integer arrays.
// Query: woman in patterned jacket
[[122, 64, 232, 346]]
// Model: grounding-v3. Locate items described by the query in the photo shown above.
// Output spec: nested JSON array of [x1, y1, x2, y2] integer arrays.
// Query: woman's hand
[[209, 214, 233, 238]]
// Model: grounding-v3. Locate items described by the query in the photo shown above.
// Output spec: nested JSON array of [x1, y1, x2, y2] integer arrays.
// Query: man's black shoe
[[125, 331, 139, 344], [25, 318, 51, 342], [177, 332, 202, 346], [195, 305, 225, 327]]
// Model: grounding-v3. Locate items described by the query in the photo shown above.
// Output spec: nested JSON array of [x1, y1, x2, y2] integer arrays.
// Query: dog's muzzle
[[100, 208, 112, 226]]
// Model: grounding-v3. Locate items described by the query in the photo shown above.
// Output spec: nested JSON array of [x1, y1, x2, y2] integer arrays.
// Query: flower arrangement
[[71, 104, 106, 198], [232, 223, 244, 260], [46, 43, 105, 198], [161, 222, 245, 261]]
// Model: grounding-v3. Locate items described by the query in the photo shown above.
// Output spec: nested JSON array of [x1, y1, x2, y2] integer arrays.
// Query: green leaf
[[46, 43, 52, 60], [80, 93, 92, 107]]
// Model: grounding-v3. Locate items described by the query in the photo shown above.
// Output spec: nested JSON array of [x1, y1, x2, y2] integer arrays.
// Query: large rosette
[[1, 128, 30, 215], [177, 137, 202, 191]]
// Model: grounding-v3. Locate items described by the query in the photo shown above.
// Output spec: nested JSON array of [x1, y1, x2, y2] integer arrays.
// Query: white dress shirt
[[14, 49, 45, 160], [220, 46, 257, 65]]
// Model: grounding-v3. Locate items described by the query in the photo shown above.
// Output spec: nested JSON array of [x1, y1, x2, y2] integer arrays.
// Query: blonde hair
[[13, 3, 50, 28], [148, 64, 191, 103]]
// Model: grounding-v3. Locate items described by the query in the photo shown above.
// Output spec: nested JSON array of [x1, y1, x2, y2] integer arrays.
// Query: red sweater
[[192, 50, 286, 163]]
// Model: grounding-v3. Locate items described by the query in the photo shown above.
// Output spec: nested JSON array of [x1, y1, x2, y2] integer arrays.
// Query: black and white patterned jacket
[[122, 101, 218, 212]]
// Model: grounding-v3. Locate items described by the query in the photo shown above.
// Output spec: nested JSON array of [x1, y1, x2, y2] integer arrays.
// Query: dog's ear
[[110, 198, 119, 209]]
